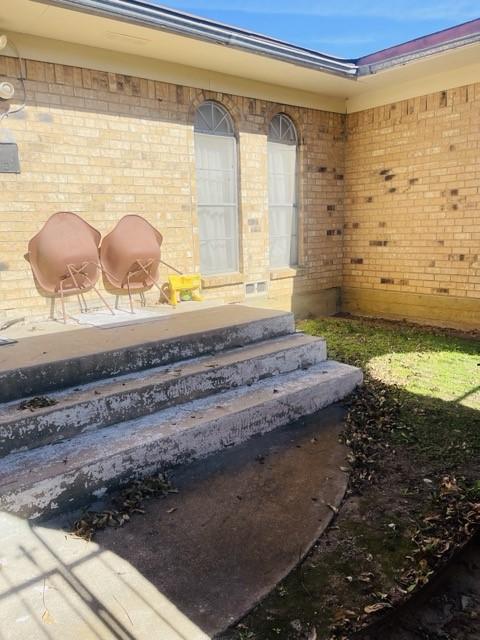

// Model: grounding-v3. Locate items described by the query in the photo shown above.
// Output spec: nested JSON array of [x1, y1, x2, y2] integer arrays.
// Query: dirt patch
[[333, 312, 480, 341], [359, 533, 480, 640], [220, 377, 480, 640]]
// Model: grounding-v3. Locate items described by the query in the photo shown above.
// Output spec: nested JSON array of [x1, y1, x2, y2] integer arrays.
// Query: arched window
[[194, 102, 238, 275], [268, 114, 298, 267]]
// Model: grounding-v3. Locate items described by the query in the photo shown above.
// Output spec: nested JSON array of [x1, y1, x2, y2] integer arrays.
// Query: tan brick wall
[[344, 85, 480, 329], [0, 55, 345, 322], [4, 54, 476, 329]]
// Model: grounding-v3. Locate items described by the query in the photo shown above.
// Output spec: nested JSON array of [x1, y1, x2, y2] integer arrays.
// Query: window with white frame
[[268, 113, 298, 268], [194, 102, 239, 275]]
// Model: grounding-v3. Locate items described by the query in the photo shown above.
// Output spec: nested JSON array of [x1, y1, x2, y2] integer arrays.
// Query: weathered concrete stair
[[0, 361, 361, 519], [0, 306, 362, 519], [0, 305, 294, 402], [0, 333, 326, 456]]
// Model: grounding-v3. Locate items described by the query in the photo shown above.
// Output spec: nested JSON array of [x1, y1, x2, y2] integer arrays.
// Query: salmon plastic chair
[[100, 215, 171, 312], [28, 212, 113, 322]]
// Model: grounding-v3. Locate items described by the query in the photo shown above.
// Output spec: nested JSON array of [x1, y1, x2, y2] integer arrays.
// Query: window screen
[[194, 102, 238, 275], [268, 114, 298, 268]]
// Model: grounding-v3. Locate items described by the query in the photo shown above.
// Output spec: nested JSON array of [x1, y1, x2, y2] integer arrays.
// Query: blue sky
[[157, 1, 480, 57]]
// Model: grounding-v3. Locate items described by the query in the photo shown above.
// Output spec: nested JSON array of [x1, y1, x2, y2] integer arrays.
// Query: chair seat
[[100, 215, 163, 291], [100, 215, 169, 312], [28, 212, 101, 295]]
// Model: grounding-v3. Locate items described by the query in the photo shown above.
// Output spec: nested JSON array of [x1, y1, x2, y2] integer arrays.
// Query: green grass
[[223, 318, 480, 639], [299, 317, 480, 467]]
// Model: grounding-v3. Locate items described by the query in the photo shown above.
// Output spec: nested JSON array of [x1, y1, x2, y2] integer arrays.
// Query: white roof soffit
[[32, 0, 358, 76], [1, 0, 480, 113], [0, 0, 358, 111]]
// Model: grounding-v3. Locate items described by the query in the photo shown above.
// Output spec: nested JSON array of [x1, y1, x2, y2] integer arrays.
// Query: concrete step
[[0, 360, 362, 519], [0, 306, 295, 402], [0, 333, 326, 456]]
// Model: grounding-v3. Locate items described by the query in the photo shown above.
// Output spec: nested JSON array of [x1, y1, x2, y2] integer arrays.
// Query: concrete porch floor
[[0, 304, 285, 370], [0, 299, 226, 342], [0, 405, 348, 640], [0, 304, 294, 402]]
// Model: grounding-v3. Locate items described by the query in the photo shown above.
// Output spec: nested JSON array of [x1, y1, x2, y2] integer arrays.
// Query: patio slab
[[0, 305, 294, 401], [0, 404, 349, 639], [0, 305, 290, 373]]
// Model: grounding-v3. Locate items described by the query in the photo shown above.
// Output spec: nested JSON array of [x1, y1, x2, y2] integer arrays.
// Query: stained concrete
[[0, 361, 360, 519], [0, 333, 326, 455], [0, 404, 348, 640], [95, 404, 349, 637], [0, 305, 294, 402]]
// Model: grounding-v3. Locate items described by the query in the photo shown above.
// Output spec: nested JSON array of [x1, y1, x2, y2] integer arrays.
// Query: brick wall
[[0, 55, 345, 321], [344, 85, 480, 329], [2, 54, 477, 329]]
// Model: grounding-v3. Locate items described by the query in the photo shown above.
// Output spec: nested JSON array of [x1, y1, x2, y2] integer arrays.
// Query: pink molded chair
[[100, 215, 171, 312], [28, 212, 113, 322]]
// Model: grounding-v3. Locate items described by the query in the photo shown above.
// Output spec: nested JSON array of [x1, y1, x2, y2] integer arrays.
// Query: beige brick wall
[[3, 54, 476, 329], [344, 85, 480, 329], [0, 55, 345, 322]]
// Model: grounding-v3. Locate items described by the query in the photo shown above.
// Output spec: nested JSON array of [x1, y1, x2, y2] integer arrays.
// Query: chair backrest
[[28, 212, 101, 294], [100, 215, 163, 289]]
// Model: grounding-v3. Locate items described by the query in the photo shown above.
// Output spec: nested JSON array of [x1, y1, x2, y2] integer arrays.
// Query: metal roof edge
[[26, 1, 480, 82], [357, 18, 480, 75], [31, 0, 358, 77]]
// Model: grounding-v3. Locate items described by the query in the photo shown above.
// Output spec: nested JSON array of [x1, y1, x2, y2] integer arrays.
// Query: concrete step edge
[[0, 334, 327, 456], [0, 311, 295, 403], [0, 361, 363, 519]]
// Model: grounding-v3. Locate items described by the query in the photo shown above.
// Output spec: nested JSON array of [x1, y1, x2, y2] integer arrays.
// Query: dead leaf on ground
[[364, 602, 392, 615], [42, 609, 55, 625]]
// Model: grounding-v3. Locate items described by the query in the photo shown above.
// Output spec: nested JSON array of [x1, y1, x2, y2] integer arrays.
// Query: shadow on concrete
[[0, 404, 349, 640]]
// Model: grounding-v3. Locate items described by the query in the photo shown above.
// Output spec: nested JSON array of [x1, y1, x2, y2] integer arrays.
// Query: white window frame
[[194, 102, 239, 276], [268, 114, 299, 269]]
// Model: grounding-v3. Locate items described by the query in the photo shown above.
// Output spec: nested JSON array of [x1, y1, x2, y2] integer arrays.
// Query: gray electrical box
[[0, 143, 20, 173]]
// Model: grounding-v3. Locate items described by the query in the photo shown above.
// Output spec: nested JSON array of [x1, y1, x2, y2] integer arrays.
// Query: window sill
[[269, 266, 304, 280], [201, 272, 245, 289]]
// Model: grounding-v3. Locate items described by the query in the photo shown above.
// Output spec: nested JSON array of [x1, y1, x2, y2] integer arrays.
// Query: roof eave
[[31, 0, 358, 77], [358, 19, 480, 75]]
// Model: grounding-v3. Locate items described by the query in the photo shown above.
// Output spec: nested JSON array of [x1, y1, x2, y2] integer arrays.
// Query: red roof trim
[[358, 18, 480, 66]]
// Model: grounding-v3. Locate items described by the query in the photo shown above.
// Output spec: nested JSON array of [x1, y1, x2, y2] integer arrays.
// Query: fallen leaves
[[42, 609, 55, 625], [363, 602, 392, 615], [71, 473, 176, 541], [339, 377, 401, 493], [328, 379, 480, 639], [18, 396, 58, 411], [329, 473, 480, 638], [396, 475, 480, 598]]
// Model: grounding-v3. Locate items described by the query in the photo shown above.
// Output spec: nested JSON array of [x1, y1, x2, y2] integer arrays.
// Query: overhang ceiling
[[0, 0, 354, 96], [1, 0, 480, 113]]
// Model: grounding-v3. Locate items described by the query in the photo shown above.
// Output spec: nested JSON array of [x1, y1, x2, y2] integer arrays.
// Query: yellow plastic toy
[[168, 274, 203, 307]]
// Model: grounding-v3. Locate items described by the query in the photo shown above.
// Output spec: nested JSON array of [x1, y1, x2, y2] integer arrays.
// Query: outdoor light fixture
[[0, 34, 24, 125], [0, 82, 14, 101]]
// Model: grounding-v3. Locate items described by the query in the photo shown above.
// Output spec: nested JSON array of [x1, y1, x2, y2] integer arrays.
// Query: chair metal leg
[[126, 273, 134, 314], [59, 281, 67, 324], [92, 284, 115, 316], [159, 259, 183, 275], [76, 293, 88, 313], [136, 261, 173, 306], [79, 292, 88, 313], [67, 263, 115, 316]]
